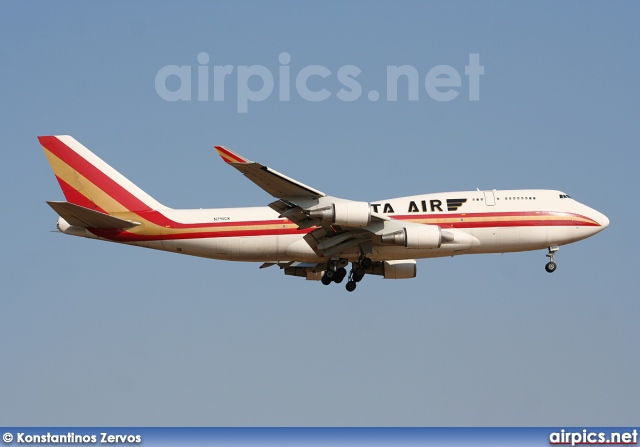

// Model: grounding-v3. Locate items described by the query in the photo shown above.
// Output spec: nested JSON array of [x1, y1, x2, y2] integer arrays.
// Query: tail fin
[[39, 135, 167, 214]]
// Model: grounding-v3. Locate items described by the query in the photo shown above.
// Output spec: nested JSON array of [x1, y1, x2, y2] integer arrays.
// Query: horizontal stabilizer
[[47, 201, 141, 229]]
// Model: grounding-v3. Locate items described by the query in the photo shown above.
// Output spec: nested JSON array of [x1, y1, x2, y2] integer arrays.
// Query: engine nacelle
[[308, 201, 371, 227], [380, 225, 441, 249], [367, 259, 417, 279]]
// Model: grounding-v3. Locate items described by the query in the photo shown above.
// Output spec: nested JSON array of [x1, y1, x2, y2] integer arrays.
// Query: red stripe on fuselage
[[432, 219, 596, 229], [393, 211, 600, 227], [87, 211, 600, 243], [90, 227, 307, 241]]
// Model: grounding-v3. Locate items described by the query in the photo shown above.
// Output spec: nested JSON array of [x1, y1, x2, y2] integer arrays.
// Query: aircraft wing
[[214, 146, 325, 199], [214, 146, 397, 259]]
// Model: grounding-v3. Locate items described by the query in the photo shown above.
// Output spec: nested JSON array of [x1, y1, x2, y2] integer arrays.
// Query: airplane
[[39, 135, 609, 292]]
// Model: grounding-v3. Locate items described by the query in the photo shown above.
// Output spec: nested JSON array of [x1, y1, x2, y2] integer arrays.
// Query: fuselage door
[[483, 190, 496, 206]]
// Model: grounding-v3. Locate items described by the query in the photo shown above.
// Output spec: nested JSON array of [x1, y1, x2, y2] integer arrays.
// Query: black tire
[[321, 275, 332, 285], [325, 269, 335, 279], [334, 268, 346, 284], [346, 281, 356, 292], [361, 257, 373, 268], [545, 261, 557, 273], [353, 267, 365, 282]]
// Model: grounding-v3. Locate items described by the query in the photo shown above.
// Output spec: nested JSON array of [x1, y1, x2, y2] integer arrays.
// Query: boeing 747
[[39, 135, 609, 292]]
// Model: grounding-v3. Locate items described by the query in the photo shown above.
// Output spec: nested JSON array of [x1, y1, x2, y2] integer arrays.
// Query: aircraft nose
[[592, 210, 609, 229]]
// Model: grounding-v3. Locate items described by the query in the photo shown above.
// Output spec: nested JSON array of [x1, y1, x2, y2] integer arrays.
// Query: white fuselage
[[69, 189, 607, 263]]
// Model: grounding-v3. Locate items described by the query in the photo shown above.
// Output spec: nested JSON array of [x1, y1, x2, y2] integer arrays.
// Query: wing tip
[[214, 146, 251, 164]]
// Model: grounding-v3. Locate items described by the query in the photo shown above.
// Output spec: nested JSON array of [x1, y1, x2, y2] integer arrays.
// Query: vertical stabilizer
[[39, 135, 167, 214]]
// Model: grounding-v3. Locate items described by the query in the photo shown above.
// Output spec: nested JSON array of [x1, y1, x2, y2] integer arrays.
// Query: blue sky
[[1, 1, 638, 425]]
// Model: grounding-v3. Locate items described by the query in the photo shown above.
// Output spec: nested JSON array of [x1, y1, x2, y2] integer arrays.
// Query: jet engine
[[308, 201, 371, 227], [380, 225, 441, 249]]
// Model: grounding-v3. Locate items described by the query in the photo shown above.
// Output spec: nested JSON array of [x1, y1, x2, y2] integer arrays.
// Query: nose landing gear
[[545, 245, 559, 273]]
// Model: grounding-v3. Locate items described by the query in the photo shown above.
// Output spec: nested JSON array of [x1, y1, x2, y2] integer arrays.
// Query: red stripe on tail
[[40, 136, 153, 213], [54, 176, 108, 213]]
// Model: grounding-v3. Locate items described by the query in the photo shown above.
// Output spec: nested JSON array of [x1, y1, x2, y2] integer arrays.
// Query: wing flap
[[47, 201, 140, 229]]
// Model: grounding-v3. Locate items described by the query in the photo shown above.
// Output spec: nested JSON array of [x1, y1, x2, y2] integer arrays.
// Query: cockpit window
[[559, 194, 571, 199]]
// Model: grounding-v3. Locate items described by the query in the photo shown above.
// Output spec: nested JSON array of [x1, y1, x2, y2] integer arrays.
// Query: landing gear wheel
[[545, 245, 559, 273], [325, 269, 336, 280], [353, 266, 365, 282], [361, 257, 372, 269], [321, 275, 332, 285], [346, 281, 356, 292], [334, 267, 347, 284]]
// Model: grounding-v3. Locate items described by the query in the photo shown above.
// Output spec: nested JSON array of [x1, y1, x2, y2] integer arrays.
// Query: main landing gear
[[321, 266, 346, 285], [344, 254, 374, 292], [545, 245, 559, 273], [322, 256, 373, 292]]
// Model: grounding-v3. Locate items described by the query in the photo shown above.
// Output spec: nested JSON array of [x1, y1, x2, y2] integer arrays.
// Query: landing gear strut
[[345, 266, 358, 292], [545, 245, 559, 273], [345, 266, 362, 292]]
